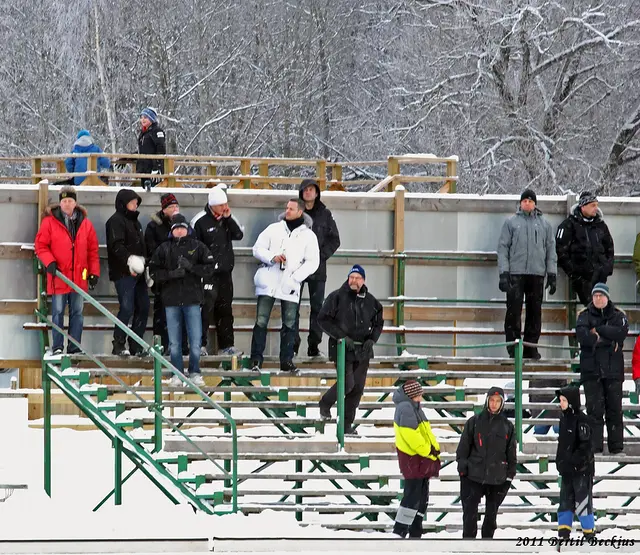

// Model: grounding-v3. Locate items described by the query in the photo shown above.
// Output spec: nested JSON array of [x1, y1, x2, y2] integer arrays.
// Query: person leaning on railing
[[35, 186, 100, 355]]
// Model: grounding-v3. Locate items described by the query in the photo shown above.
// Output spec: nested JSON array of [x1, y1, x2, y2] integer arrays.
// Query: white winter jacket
[[252, 213, 320, 303]]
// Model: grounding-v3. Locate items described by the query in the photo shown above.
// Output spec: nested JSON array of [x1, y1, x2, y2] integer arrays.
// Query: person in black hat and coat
[[556, 191, 614, 307], [294, 179, 341, 357], [576, 282, 628, 454]]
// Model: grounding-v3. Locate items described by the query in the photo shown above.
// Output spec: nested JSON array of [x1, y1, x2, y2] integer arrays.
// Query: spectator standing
[[106, 189, 149, 356], [392, 380, 441, 539], [191, 184, 244, 356], [576, 283, 628, 454], [555, 386, 596, 541], [250, 199, 319, 373], [137, 107, 166, 191], [293, 179, 341, 357], [35, 186, 100, 354], [317, 265, 384, 435], [456, 386, 517, 539], [149, 214, 214, 387], [497, 189, 557, 359], [556, 191, 614, 306], [65, 130, 111, 185]]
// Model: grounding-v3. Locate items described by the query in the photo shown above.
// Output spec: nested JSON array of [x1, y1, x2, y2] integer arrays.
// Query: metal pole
[[514, 339, 524, 452], [43, 362, 51, 497], [153, 340, 163, 453], [114, 437, 122, 505], [336, 338, 346, 449]]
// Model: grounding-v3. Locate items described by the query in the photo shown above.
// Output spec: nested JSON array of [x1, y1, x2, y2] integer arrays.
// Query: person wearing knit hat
[[145, 193, 182, 354], [293, 178, 341, 358], [456, 386, 516, 538], [557, 191, 614, 307], [392, 379, 440, 538], [497, 188, 557, 360], [64, 129, 111, 185], [576, 279, 628, 454], [317, 262, 383, 435], [35, 185, 100, 355], [191, 184, 244, 357], [137, 107, 166, 191], [148, 212, 216, 388]]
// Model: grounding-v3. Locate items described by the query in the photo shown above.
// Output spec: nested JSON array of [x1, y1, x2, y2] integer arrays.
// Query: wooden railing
[[0, 153, 459, 192]]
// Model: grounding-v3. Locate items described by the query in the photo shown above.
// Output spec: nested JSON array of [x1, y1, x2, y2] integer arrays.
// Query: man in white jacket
[[250, 198, 320, 372]]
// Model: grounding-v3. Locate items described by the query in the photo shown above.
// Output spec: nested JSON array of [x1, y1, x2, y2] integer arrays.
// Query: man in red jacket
[[35, 186, 100, 355]]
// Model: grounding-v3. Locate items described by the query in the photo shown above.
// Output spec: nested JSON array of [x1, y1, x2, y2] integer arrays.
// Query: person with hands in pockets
[[149, 214, 215, 387], [576, 282, 628, 454], [456, 386, 517, 539], [106, 188, 149, 356], [555, 386, 596, 541], [392, 380, 441, 539], [249, 198, 319, 373], [35, 186, 100, 355]]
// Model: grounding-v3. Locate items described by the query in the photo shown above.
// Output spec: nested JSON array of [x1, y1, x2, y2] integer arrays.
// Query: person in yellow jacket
[[392, 380, 441, 538]]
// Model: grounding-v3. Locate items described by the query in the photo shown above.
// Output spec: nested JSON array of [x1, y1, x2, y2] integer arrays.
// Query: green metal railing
[[35, 268, 239, 514]]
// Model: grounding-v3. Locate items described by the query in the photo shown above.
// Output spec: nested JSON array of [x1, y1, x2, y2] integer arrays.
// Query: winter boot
[[112, 341, 130, 356]]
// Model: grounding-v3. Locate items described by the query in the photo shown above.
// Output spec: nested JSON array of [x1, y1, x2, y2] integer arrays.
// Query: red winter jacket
[[35, 204, 100, 295], [633, 336, 640, 381]]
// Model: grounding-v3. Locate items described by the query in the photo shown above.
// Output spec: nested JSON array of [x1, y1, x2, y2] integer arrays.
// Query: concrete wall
[[2, 185, 640, 361]]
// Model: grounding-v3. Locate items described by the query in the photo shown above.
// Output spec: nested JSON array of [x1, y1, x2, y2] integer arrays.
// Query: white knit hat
[[208, 184, 228, 207]]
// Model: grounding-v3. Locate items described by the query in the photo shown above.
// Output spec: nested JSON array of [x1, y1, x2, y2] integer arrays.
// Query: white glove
[[145, 267, 154, 288], [127, 255, 145, 276]]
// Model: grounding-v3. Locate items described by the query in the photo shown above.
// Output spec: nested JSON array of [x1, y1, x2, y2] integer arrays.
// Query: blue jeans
[[534, 425, 560, 435], [113, 276, 149, 353], [51, 292, 84, 352], [166, 305, 202, 374], [250, 295, 298, 364]]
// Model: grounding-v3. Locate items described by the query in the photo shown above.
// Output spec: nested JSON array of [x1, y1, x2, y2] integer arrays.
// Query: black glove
[[46, 261, 58, 276], [168, 268, 186, 279], [88, 275, 99, 290], [546, 273, 557, 296], [343, 337, 356, 351], [498, 272, 511, 293], [362, 339, 375, 356], [178, 256, 193, 272]]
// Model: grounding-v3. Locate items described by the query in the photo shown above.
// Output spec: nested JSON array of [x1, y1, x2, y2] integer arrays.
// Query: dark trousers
[[250, 295, 298, 364], [294, 279, 326, 354], [113, 276, 149, 354], [583, 378, 623, 453], [320, 358, 370, 429], [572, 277, 594, 307], [505, 274, 544, 357], [461, 476, 509, 539], [558, 473, 594, 533], [201, 272, 235, 350], [393, 478, 429, 538], [51, 292, 84, 353]]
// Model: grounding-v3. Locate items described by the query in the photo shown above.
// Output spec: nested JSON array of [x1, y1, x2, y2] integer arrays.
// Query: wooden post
[[258, 162, 269, 190], [207, 164, 218, 178], [38, 179, 49, 226], [32, 158, 42, 185], [316, 160, 327, 191], [331, 164, 343, 190], [387, 156, 400, 192], [55, 160, 66, 176], [240, 158, 251, 189], [445, 159, 457, 193], [393, 184, 406, 353], [165, 158, 177, 188], [82, 154, 102, 186]]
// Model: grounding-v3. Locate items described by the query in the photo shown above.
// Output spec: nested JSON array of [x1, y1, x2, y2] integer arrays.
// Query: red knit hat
[[161, 193, 178, 210]]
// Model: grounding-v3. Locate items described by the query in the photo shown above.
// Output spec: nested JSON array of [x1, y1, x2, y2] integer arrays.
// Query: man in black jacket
[[456, 386, 517, 539], [555, 386, 595, 540], [556, 191, 614, 306], [191, 184, 244, 356], [317, 265, 383, 435], [106, 189, 149, 356], [294, 179, 341, 357], [576, 282, 628, 454], [149, 214, 214, 387], [145, 193, 181, 353], [137, 107, 166, 191]]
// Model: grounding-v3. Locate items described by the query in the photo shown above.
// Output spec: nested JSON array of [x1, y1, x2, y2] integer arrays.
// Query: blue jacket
[[65, 134, 110, 185]]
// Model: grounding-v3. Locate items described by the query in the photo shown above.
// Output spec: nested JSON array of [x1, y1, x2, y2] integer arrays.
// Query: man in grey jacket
[[497, 189, 557, 359]]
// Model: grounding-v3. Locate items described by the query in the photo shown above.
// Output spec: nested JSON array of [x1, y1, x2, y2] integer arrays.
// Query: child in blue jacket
[[65, 130, 110, 185]]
